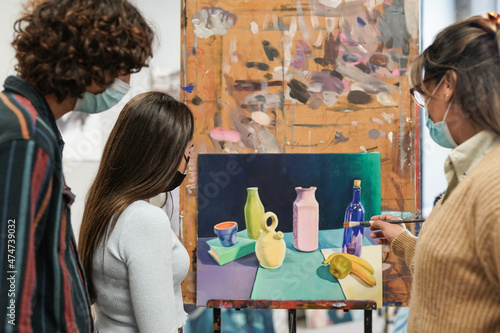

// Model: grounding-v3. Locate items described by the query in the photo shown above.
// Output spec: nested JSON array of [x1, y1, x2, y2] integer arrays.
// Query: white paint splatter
[[377, 93, 396, 106], [192, 7, 237, 39], [284, 86, 300, 104], [387, 131, 393, 143], [325, 17, 336, 36], [272, 66, 293, 81], [272, 14, 279, 30], [360, 145, 367, 153], [336, 62, 398, 94], [258, 128, 280, 153], [309, 82, 323, 93], [262, 13, 270, 30], [250, 21, 259, 34], [222, 63, 231, 73], [282, 18, 297, 70], [381, 112, 395, 124], [310, 15, 319, 29], [319, 0, 343, 8], [350, 82, 365, 92], [296, 1, 311, 41], [251, 111, 271, 126], [313, 31, 323, 48], [357, 44, 368, 54], [229, 39, 238, 64], [323, 91, 339, 107], [366, 0, 386, 12], [351, 121, 359, 126], [371, 117, 384, 125]]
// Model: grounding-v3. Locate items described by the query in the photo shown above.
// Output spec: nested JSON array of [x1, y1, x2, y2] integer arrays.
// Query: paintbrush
[[343, 219, 425, 228]]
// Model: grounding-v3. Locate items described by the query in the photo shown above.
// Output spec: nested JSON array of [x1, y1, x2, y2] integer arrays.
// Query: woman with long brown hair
[[78, 91, 194, 332]]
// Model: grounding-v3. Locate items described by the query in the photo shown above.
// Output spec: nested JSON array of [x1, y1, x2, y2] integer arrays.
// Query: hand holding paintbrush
[[343, 218, 425, 228], [361, 214, 423, 247]]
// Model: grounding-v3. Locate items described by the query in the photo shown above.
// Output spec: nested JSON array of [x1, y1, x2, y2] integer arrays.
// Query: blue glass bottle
[[342, 180, 365, 257]]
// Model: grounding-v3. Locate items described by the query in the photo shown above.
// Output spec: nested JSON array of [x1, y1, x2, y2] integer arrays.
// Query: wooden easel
[[207, 299, 376, 333]]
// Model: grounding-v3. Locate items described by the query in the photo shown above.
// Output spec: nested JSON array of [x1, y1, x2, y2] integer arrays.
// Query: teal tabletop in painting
[[251, 229, 372, 300]]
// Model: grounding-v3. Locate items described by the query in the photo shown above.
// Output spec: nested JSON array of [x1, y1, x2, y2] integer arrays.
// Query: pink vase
[[293, 187, 319, 252]]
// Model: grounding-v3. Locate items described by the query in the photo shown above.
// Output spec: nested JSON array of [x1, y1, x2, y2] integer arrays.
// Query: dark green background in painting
[[197, 153, 381, 237]]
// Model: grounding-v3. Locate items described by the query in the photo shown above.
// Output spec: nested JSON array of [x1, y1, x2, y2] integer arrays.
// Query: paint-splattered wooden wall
[[180, 0, 419, 306]]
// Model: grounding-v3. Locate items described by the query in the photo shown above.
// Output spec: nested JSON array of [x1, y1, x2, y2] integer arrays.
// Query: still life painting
[[180, 0, 419, 306], [196, 153, 383, 307]]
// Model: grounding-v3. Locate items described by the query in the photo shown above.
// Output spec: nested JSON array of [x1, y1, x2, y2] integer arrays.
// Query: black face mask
[[166, 155, 189, 192]]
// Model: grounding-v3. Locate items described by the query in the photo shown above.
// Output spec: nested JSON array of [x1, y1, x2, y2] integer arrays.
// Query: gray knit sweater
[[92, 201, 189, 332]]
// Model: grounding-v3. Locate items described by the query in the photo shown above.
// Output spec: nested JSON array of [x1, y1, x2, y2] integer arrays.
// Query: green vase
[[244, 187, 265, 239]]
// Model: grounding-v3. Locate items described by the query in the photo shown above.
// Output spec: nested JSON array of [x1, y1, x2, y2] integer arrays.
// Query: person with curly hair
[[0, 0, 154, 332]]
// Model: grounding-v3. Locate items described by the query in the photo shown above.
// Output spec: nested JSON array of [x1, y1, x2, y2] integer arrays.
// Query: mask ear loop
[[442, 95, 454, 123]]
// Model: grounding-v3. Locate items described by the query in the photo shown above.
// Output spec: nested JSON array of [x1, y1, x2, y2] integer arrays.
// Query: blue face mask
[[74, 78, 130, 114], [422, 76, 458, 149], [425, 99, 457, 149]]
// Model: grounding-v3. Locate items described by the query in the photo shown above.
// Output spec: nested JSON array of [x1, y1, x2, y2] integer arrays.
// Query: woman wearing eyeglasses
[[78, 92, 194, 333], [370, 14, 500, 332]]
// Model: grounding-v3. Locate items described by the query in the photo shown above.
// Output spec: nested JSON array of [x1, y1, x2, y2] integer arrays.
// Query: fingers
[[376, 238, 390, 246], [369, 214, 400, 221], [369, 219, 385, 231], [369, 220, 406, 246], [370, 230, 389, 246], [370, 231, 385, 239]]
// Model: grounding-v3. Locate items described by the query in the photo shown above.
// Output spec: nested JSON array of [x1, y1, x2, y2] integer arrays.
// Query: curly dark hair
[[13, 0, 154, 101]]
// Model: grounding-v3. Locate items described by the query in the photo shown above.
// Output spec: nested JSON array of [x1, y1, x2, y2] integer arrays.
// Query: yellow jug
[[255, 212, 286, 269]]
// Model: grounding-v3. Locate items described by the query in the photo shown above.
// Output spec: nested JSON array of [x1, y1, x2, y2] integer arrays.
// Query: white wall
[[420, 0, 455, 217], [0, 1, 21, 79]]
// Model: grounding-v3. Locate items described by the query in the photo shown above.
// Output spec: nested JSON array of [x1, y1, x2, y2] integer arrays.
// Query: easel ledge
[[207, 299, 377, 333]]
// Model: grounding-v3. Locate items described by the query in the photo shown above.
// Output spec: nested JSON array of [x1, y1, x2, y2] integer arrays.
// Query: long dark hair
[[78, 91, 194, 301]]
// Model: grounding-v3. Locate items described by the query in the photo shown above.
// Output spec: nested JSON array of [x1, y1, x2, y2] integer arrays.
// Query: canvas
[[196, 153, 382, 306], [180, 0, 419, 305]]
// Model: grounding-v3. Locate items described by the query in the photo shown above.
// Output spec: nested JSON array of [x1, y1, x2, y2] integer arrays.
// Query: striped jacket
[[0, 76, 93, 332]]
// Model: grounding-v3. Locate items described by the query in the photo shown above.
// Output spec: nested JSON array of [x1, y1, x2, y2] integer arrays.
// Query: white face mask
[[74, 78, 130, 113]]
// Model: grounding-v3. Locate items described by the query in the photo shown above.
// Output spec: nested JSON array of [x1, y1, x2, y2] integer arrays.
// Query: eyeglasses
[[409, 75, 445, 108]]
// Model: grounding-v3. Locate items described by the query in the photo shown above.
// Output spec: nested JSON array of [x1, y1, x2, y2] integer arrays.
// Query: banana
[[350, 262, 377, 286], [322, 252, 374, 274]]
